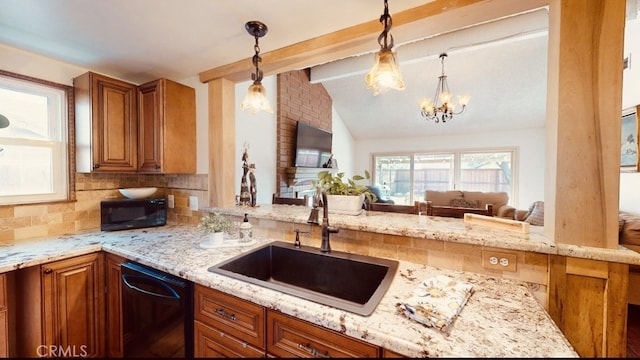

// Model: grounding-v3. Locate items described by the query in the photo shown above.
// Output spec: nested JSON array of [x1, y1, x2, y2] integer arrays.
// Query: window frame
[[371, 146, 518, 206], [0, 69, 75, 205]]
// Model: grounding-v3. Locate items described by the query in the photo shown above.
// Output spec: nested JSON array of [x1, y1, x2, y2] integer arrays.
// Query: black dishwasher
[[121, 261, 194, 358]]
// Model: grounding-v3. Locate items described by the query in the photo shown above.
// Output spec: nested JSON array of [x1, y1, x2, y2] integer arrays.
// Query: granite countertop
[[207, 204, 640, 265], [0, 223, 577, 358]]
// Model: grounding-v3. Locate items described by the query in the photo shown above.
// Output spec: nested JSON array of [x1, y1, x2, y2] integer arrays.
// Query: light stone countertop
[[0, 223, 577, 358], [207, 204, 640, 265]]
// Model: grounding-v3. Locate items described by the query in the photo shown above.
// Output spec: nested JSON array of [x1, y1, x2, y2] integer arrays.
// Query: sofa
[[619, 211, 640, 305], [620, 211, 640, 249], [424, 190, 515, 219]]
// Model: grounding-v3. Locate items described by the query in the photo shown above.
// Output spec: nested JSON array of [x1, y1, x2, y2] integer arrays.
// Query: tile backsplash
[[0, 173, 207, 244]]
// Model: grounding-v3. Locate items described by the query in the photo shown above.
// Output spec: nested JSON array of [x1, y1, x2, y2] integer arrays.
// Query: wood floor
[[628, 304, 640, 358]]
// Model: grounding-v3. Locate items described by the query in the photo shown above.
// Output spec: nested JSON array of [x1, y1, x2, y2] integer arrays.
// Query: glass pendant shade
[[365, 48, 405, 95], [241, 82, 273, 114]]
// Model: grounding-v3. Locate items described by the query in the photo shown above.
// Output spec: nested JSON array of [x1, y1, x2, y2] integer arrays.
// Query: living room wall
[[620, 15, 640, 215]]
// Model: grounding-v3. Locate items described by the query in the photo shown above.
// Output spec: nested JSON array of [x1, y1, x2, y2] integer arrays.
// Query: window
[[0, 72, 70, 205], [373, 149, 516, 205]]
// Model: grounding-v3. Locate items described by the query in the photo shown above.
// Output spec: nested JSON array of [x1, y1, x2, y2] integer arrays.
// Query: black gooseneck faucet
[[320, 190, 339, 253]]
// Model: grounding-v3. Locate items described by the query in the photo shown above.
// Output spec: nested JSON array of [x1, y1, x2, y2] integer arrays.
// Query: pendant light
[[365, 0, 405, 95], [240, 21, 274, 114]]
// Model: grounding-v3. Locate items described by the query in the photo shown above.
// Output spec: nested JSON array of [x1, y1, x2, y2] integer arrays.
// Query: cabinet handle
[[298, 343, 330, 358], [43, 268, 53, 274], [93, 164, 100, 169], [214, 308, 236, 321], [155, 165, 161, 169]]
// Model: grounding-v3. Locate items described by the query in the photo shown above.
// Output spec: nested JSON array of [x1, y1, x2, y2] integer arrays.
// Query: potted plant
[[199, 212, 234, 245], [314, 170, 377, 215]]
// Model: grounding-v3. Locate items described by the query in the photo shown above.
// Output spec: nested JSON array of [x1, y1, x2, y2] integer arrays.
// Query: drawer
[[267, 310, 379, 358], [194, 284, 265, 349], [195, 320, 264, 358]]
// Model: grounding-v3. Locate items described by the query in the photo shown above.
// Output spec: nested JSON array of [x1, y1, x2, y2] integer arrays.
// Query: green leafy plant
[[314, 170, 377, 202], [199, 212, 234, 234]]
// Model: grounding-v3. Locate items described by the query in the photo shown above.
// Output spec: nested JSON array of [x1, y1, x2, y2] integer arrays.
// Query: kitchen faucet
[[307, 186, 322, 225], [320, 190, 339, 253]]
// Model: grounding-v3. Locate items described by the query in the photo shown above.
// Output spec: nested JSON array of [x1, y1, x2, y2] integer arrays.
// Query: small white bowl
[[118, 187, 158, 199]]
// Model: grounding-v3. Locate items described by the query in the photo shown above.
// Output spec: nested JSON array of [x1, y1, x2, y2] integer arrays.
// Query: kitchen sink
[[208, 241, 399, 316]]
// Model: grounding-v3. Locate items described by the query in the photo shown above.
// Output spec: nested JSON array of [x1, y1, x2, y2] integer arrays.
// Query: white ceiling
[[0, 0, 551, 139]]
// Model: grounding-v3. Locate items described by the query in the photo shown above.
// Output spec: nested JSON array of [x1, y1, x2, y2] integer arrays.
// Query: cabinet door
[[267, 310, 379, 358], [74, 71, 137, 172], [0, 274, 7, 357], [106, 253, 126, 358], [41, 253, 105, 358], [137, 79, 162, 173], [137, 78, 196, 174]]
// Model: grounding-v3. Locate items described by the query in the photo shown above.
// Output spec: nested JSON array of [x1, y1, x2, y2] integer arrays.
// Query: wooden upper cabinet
[[137, 78, 196, 174], [74, 71, 138, 172]]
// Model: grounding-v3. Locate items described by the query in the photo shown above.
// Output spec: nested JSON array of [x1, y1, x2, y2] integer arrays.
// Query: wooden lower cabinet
[[194, 284, 401, 358], [548, 256, 628, 357], [105, 253, 126, 358], [194, 284, 266, 358], [15, 252, 105, 357], [194, 319, 265, 357], [267, 310, 379, 358], [0, 274, 7, 357]]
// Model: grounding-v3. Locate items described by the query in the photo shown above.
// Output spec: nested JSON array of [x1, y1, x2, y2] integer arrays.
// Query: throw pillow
[[524, 201, 544, 226], [450, 198, 480, 209]]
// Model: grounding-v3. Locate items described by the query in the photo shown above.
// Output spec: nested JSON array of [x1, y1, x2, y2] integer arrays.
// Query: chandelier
[[419, 53, 470, 123], [240, 21, 274, 114], [365, 0, 405, 95]]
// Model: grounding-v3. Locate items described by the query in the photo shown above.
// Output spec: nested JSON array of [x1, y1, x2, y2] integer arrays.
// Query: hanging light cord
[[377, 0, 394, 50], [436, 53, 448, 98], [251, 31, 263, 84]]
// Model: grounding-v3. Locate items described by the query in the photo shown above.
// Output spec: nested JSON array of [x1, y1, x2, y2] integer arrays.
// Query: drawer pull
[[214, 308, 236, 321], [298, 343, 330, 358]]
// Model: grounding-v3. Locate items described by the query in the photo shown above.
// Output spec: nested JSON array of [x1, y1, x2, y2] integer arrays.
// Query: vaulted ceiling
[[0, 1, 566, 139]]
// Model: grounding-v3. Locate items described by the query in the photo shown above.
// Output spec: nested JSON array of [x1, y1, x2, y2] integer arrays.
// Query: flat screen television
[[294, 122, 332, 168]]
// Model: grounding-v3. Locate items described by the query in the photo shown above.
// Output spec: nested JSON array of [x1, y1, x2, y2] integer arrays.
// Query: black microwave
[[100, 198, 167, 231]]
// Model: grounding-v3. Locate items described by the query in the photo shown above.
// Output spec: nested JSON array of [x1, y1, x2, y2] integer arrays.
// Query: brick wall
[[277, 69, 332, 197]]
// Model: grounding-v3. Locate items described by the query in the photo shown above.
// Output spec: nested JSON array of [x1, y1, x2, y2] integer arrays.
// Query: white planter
[[204, 232, 224, 247], [326, 194, 365, 215]]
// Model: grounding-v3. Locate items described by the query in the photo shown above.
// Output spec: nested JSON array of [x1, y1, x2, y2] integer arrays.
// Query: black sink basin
[[208, 241, 398, 316]]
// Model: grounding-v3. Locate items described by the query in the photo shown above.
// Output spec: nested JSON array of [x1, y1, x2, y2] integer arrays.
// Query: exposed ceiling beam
[[310, 7, 549, 84], [198, 0, 548, 83]]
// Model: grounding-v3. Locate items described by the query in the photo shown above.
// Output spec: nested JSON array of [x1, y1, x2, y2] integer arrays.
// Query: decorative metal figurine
[[239, 147, 251, 206], [249, 163, 257, 207]]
